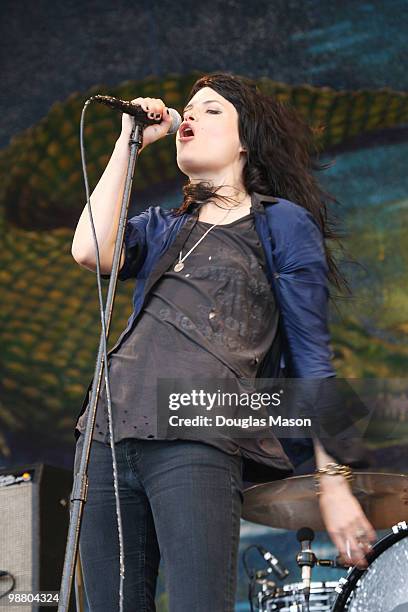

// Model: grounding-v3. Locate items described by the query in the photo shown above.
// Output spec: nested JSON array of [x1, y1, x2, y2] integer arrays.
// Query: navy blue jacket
[[114, 191, 336, 378], [75, 191, 369, 475]]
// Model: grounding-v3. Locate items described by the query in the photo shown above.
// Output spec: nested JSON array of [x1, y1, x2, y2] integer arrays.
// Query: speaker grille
[[0, 480, 38, 610], [0, 465, 73, 611]]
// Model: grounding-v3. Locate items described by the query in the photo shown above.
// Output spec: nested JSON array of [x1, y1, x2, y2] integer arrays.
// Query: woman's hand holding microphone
[[71, 96, 177, 271], [119, 97, 176, 153]]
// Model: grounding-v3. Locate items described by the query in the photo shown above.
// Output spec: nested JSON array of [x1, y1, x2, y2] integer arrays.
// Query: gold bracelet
[[314, 462, 353, 496]]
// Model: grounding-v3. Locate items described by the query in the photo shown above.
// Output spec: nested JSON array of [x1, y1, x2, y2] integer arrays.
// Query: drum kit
[[242, 471, 408, 611]]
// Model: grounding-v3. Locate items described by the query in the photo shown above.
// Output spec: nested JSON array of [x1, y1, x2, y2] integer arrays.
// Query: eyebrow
[[183, 99, 224, 112]]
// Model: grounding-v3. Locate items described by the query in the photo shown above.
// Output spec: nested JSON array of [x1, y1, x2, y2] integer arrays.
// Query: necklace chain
[[173, 196, 250, 273], [174, 208, 231, 272]]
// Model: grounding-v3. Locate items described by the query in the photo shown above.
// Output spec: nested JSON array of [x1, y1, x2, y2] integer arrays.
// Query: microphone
[[257, 546, 289, 580], [91, 95, 182, 134], [296, 527, 316, 605]]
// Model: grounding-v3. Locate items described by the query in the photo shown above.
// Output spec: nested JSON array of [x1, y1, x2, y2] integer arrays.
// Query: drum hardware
[[254, 573, 279, 612], [245, 523, 408, 610], [244, 532, 344, 611], [296, 528, 316, 611], [242, 544, 289, 612], [254, 569, 278, 583], [316, 557, 348, 569], [242, 544, 289, 581], [258, 581, 340, 611], [242, 474, 408, 610], [259, 546, 290, 581]]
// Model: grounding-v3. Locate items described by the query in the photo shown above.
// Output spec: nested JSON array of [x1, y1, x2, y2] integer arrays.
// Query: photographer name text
[[167, 415, 312, 428]]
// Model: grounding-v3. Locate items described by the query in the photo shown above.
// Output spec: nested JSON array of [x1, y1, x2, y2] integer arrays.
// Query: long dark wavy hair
[[171, 71, 352, 302]]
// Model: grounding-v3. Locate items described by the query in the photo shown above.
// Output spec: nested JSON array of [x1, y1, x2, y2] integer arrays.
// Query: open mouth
[[179, 124, 195, 140]]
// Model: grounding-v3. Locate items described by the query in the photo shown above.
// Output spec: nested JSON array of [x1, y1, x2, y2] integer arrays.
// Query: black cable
[[79, 100, 126, 612], [242, 544, 259, 579], [242, 545, 259, 611], [0, 571, 16, 600], [247, 579, 255, 612]]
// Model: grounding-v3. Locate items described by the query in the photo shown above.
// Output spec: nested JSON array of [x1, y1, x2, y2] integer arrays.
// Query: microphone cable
[[0, 571, 16, 601], [79, 98, 126, 612]]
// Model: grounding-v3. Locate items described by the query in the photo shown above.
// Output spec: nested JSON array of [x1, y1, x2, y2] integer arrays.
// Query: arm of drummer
[[313, 438, 376, 568]]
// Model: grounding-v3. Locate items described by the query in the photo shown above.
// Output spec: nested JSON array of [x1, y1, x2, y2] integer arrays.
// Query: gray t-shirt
[[76, 213, 280, 456]]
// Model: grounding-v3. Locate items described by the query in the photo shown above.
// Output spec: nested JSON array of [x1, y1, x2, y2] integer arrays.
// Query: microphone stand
[[296, 528, 316, 612], [58, 118, 143, 611]]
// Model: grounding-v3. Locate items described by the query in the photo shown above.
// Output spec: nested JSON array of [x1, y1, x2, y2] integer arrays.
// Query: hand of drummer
[[313, 438, 377, 568], [317, 472, 377, 569]]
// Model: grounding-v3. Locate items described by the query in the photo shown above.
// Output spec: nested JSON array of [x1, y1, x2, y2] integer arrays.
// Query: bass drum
[[332, 522, 408, 611]]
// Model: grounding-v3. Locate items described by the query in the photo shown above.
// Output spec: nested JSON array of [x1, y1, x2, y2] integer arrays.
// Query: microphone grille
[[297, 527, 315, 542], [167, 108, 182, 134]]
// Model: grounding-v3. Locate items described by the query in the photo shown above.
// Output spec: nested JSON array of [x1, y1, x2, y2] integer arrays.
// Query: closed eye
[[182, 109, 221, 120]]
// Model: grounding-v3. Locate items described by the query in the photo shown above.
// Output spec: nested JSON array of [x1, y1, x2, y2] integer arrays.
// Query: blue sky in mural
[[319, 142, 408, 211], [289, 2, 405, 89]]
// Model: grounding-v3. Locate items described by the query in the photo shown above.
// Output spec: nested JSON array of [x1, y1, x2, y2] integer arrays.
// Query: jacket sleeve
[[272, 205, 371, 467], [272, 206, 336, 378], [101, 207, 150, 282]]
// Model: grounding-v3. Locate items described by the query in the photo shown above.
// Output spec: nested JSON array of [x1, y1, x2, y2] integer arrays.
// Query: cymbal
[[242, 472, 408, 531]]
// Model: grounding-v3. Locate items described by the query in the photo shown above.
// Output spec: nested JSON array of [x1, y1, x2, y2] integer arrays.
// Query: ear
[[238, 138, 247, 154]]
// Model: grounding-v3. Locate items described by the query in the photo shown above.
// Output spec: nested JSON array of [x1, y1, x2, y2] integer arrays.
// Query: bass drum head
[[333, 524, 408, 611]]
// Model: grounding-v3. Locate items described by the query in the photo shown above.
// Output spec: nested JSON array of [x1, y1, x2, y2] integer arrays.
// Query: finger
[[353, 515, 376, 541], [129, 98, 167, 117], [130, 98, 146, 105], [361, 520, 377, 543], [150, 106, 173, 133], [337, 552, 352, 568], [330, 530, 368, 569], [130, 98, 150, 109], [345, 526, 372, 568], [130, 98, 156, 116], [140, 97, 154, 107], [139, 98, 162, 118], [356, 538, 374, 557], [328, 530, 352, 567], [348, 538, 369, 568], [355, 529, 376, 558]]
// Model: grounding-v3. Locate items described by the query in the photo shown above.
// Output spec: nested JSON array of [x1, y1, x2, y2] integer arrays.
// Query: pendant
[[174, 261, 184, 272]]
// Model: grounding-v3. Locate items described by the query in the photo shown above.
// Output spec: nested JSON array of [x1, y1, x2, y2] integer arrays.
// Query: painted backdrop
[[1, 1, 407, 609]]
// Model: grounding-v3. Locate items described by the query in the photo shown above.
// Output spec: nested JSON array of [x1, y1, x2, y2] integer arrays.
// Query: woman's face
[[176, 86, 246, 178]]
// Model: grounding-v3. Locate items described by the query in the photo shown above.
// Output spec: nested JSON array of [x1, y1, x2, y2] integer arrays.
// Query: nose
[[183, 110, 196, 121]]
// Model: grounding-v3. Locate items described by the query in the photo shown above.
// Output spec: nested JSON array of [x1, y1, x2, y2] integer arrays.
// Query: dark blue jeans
[[73, 434, 244, 612]]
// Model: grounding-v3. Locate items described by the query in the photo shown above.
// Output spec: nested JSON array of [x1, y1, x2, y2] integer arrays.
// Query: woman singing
[[71, 72, 376, 611]]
